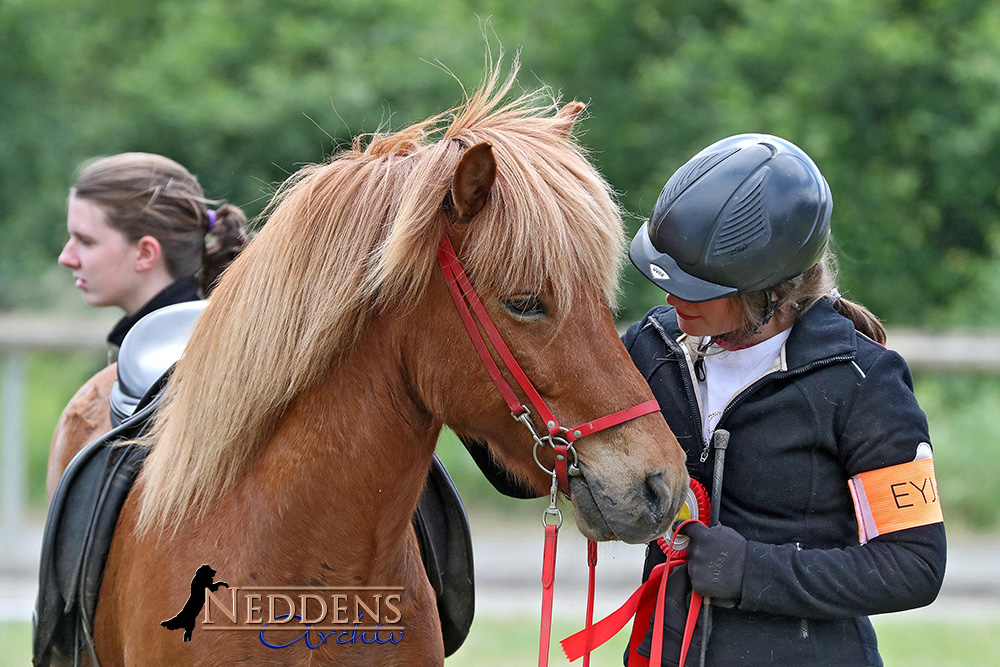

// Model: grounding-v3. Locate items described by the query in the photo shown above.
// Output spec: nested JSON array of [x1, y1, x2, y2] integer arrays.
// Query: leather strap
[[438, 235, 560, 435], [561, 519, 706, 665], [436, 234, 668, 667], [649, 563, 671, 666], [438, 235, 662, 447], [553, 442, 571, 500], [539, 522, 559, 667], [565, 400, 660, 443], [582, 540, 598, 667]]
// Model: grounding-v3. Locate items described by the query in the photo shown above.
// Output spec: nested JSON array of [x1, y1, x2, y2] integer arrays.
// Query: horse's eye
[[502, 296, 547, 319]]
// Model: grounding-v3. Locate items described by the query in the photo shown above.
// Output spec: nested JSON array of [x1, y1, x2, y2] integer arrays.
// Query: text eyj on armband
[[848, 450, 943, 544]]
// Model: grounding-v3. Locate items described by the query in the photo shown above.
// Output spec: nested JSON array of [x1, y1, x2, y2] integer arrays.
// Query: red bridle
[[437, 234, 661, 666]]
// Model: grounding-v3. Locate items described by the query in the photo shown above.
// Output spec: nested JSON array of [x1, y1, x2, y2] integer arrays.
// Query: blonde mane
[[136, 59, 626, 533]]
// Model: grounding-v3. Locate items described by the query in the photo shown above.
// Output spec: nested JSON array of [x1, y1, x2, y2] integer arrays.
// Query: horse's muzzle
[[568, 464, 687, 544]]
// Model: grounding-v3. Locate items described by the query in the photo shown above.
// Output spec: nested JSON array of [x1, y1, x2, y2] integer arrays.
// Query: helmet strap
[[758, 289, 778, 328]]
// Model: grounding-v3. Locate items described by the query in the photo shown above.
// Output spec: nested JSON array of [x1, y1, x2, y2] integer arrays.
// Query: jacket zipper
[[795, 542, 810, 639], [652, 318, 856, 466], [653, 322, 705, 454], [711, 355, 857, 456]]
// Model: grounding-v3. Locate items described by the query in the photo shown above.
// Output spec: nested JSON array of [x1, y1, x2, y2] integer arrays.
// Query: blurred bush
[[2, 0, 1000, 328]]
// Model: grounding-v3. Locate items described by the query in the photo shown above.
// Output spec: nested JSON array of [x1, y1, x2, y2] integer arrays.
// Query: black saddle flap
[[33, 384, 162, 667], [413, 454, 476, 658]]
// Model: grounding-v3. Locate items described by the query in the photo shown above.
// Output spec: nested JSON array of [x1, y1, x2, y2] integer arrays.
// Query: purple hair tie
[[206, 208, 218, 231]]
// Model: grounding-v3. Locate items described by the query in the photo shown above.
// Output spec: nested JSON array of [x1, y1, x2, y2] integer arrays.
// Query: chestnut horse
[[47, 364, 116, 500], [50, 62, 688, 665]]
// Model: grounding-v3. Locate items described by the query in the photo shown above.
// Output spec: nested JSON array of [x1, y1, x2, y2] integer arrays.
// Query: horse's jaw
[[568, 462, 688, 545]]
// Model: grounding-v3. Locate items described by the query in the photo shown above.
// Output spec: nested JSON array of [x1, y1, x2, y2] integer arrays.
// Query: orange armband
[[848, 457, 943, 544]]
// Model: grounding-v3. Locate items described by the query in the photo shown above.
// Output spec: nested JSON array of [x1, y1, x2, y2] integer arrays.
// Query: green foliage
[[609, 0, 1000, 324], [2, 0, 1000, 324], [23, 351, 105, 505], [913, 371, 1000, 529]]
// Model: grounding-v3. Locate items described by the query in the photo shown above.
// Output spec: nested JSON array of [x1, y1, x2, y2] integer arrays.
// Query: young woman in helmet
[[58, 153, 248, 361], [625, 134, 946, 665]]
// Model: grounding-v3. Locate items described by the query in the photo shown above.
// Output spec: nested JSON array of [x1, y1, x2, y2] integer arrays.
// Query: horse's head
[[408, 96, 688, 544], [133, 61, 686, 547]]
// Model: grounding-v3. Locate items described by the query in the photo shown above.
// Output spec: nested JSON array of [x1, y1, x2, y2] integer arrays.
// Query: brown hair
[[718, 249, 886, 347], [71, 153, 247, 294]]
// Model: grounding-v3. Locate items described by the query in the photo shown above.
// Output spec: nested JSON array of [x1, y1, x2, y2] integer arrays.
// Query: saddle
[[33, 302, 475, 665], [33, 378, 162, 666]]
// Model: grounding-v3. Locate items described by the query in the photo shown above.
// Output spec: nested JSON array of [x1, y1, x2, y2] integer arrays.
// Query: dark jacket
[[625, 299, 946, 666], [106, 276, 200, 361]]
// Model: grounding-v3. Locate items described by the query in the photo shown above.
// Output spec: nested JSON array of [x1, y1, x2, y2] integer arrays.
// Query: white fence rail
[[2, 314, 1000, 536]]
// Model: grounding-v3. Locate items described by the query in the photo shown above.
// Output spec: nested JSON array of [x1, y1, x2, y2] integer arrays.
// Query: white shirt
[[695, 329, 791, 449]]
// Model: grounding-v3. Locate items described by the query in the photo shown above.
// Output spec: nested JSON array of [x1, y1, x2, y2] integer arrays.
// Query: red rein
[[436, 235, 662, 666], [559, 519, 706, 666]]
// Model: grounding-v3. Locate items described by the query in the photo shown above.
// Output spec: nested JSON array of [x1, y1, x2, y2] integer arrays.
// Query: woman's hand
[[682, 522, 747, 602]]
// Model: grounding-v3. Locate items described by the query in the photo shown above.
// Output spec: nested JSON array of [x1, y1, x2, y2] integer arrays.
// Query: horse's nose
[[642, 471, 672, 527]]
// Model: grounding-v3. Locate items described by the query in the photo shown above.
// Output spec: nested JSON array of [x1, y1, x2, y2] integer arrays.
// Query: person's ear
[[134, 235, 163, 272]]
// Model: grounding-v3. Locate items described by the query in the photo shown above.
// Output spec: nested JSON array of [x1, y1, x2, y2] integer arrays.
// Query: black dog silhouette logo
[[161, 564, 229, 642]]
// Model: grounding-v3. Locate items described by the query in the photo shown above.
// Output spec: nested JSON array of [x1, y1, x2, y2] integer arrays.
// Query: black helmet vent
[[710, 168, 770, 258], [658, 147, 739, 208]]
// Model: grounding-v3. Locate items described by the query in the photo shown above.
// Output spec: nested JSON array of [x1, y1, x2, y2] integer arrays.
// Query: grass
[[872, 618, 1000, 666], [7, 617, 999, 666], [452, 616, 1000, 665], [0, 623, 31, 667]]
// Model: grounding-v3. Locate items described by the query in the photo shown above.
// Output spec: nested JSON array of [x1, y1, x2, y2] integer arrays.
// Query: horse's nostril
[[643, 471, 669, 525]]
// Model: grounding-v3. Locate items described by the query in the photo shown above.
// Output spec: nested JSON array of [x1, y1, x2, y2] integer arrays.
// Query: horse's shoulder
[[62, 364, 117, 426], [47, 363, 117, 499]]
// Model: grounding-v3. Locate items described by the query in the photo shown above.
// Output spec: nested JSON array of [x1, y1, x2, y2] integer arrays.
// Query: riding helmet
[[630, 133, 832, 302]]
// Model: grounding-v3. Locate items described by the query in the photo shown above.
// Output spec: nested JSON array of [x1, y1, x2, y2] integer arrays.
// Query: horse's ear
[[554, 102, 586, 138], [451, 142, 496, 221]]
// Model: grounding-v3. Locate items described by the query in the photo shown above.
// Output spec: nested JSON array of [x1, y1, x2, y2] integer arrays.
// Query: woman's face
[[666, 293, 742, 338], [58, 196, 142, 311]]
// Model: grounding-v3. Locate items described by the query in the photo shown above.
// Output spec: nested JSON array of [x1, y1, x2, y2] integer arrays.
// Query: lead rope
[[583, 539, 597, 667], [539, 493, 599, 667], [560, 518, 705, 665], [562, 478, 712, 665], [539, 454, 564, 667]]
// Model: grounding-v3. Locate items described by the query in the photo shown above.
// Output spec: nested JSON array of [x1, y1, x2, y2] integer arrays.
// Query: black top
[[106, 276, 200, 349], [463, 298, 946, 665], [625, 299, 946, 666]]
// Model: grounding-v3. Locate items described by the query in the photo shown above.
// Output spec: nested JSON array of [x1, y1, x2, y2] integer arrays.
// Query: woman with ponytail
[[623, 134, 945, 665], [58, 153, 248, 361]]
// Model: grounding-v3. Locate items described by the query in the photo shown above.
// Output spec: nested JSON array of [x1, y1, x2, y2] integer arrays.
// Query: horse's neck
[[231, 314, 439, 581]]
